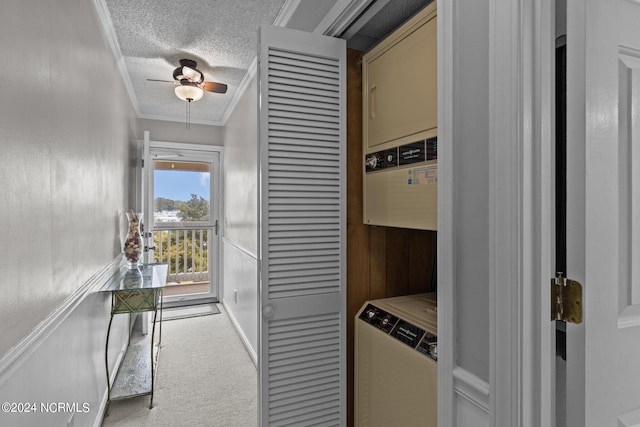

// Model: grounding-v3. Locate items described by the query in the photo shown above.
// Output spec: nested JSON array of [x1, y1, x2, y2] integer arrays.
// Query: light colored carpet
[[161, 303, 221, 321], [102, 304, 257, 427]]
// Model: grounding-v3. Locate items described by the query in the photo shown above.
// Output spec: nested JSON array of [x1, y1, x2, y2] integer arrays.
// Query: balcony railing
[[152, 227, 210, 287]]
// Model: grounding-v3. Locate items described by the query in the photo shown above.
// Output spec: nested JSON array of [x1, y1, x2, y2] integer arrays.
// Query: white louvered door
[[258, 25, 346, 427]]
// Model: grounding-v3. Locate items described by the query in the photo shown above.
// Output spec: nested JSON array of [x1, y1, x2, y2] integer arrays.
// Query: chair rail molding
[[453, 366, 490, 413], [0, 256, 122, 387]]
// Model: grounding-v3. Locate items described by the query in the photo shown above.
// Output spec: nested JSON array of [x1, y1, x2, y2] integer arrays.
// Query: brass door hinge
[[551, 273, 583, 324]]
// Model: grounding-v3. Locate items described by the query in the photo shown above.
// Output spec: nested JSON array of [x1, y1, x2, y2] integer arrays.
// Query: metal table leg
[[104, 312, 115, 416], [149, 290, 159, 409]]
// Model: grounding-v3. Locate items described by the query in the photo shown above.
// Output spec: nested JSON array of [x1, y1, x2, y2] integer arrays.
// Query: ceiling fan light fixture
[[173, 59, 204, 84], [173, 66, 204, 83], [181, 66, 202, 83], [175, 84, 204, 102]]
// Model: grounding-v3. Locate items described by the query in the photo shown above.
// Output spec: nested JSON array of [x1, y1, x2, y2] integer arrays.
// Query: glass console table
[[100, 263, 168, 412]]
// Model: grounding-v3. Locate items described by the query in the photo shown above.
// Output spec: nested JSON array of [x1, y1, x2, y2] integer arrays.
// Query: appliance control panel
[[364, 137, 437, 173], [360, 304, 399, 333], [417, 332, 438, 361], [359, 303, 437, 362]]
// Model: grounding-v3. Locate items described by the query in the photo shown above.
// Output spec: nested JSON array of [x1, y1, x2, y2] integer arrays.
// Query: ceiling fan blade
[[203, 81, 228, 94], [147, 79, 175, 83]]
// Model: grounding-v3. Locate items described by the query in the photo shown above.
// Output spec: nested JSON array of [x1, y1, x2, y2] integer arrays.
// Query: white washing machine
[[355, 293, 437, 427]]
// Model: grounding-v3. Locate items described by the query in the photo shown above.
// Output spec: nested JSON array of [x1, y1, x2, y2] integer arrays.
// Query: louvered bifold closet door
[[258, 25, 346, 427]]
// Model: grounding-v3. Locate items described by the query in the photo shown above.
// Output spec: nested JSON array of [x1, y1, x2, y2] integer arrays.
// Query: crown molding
[[92, 0, 141, 116], [220, 56, 258, 126], [313, 0, 373, 36], [273, 0, 302, 27]]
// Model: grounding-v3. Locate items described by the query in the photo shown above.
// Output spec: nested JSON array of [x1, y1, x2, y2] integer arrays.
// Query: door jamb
[[486, 0, 555, 426], [436, 0, 455, 425]]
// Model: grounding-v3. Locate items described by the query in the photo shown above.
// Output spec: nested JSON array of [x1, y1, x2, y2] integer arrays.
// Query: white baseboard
[[94, 346, 127, 427], [222, 299, 257, 366]]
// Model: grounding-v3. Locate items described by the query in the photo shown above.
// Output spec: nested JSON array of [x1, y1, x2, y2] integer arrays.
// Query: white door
[[565, 0, 640, 425], [142, 140, 222, 307], [257, 25, 346, 426]]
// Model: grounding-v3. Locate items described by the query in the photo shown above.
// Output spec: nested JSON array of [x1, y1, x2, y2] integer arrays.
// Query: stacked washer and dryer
[[356, 1, 438, 423], [355, 293, 438, 426]]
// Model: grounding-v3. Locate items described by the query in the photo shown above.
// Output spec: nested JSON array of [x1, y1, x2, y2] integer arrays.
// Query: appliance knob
[[366, 156, 378, 169], [430, 343, 438, 359], [367, 310, 376, 319], [381, 316, 390, 326]]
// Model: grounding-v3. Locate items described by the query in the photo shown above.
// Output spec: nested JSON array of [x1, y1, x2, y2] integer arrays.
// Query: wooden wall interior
[[346, 48, 438, 426]]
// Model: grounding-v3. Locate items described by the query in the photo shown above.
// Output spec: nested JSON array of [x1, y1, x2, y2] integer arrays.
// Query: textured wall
[[0, 282, 130, 427], [0, 0, 137, 356], [222, 73, 258, 357], [222, 240, 258, 359], [222, 75, 258, 255]]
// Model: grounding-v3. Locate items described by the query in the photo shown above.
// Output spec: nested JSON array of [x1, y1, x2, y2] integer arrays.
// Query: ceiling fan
[[147, 59, 228, 102]]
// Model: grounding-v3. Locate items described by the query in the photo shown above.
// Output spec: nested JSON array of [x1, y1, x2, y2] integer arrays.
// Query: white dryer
[[355, 293, 437, 427]]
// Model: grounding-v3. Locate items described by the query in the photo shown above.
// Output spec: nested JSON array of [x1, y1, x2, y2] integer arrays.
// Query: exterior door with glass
[[143, 141, 221, 307]]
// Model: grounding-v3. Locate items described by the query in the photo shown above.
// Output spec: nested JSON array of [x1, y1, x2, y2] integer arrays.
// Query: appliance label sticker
[[408, 164, 438, 185]]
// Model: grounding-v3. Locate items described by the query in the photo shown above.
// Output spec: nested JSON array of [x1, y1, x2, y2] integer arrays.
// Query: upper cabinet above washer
[[362, 2, 437, 150]]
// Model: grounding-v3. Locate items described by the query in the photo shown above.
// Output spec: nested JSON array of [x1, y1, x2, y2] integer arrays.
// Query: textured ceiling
[[104, 0, 286, 125], [102, 0, 420, 125]]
